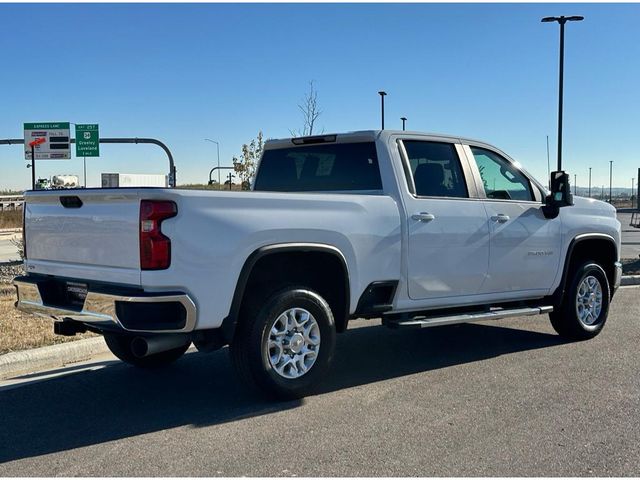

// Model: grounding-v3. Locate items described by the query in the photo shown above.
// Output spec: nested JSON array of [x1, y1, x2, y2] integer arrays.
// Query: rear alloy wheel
[[230, 287, 336, 400], [266, 307, 321, 379], [550, 261, 610, 340]]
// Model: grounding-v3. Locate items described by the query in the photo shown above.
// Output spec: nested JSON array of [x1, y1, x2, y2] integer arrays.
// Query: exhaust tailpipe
[[131, 334, 191, 358]]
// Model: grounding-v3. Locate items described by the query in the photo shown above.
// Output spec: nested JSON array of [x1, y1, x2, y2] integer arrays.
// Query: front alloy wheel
[[575, 275, 603, 327], [550, 261, 610, 340]]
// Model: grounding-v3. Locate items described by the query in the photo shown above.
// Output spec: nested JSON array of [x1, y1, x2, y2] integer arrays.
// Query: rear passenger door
[[398, 139, 491, 302], [465, 145, 562, 295]]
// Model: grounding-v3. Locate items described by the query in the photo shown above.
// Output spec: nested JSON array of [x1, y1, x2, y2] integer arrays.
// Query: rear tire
[[104, 334, 190, 368], [229, 287, 336, 400], [550, 261, 610, 340]]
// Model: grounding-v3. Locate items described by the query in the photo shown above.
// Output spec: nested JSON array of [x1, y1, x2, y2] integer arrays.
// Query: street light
[[401, 117, 407, 131], [574, 173, 577, 195], [546, 135, 551, 188], [541, 15, 584, 172], [588, 167, 592, 197], [378, 91, 387, 130], [204, 139, 220, 188], [609, 160, 613, 202]]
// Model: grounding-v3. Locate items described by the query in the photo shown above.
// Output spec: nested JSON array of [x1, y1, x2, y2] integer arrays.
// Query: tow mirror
[[543, 170, 573, 218]]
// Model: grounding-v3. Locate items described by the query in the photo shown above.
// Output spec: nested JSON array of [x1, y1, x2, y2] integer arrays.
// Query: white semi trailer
[[101, 173, 168, 188]]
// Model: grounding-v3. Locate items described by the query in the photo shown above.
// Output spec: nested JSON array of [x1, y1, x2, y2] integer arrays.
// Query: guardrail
[[0, 195, 24, 212]]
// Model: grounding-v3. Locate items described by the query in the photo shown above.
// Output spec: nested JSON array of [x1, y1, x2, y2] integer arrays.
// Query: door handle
[[491, 214, 510, 223], [412, 212, 436, 222]]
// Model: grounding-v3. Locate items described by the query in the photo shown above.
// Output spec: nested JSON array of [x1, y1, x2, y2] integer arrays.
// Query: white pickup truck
[[14, 130, 622, 398]]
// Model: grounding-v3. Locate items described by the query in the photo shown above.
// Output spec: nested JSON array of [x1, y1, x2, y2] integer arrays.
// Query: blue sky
[[1, 3, 638, 190]]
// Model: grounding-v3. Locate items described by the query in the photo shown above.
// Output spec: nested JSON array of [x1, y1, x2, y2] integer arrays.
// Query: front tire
[[230, 287, 336, 400], [550, 261, 610, 340], [104, 334, 190, 368]]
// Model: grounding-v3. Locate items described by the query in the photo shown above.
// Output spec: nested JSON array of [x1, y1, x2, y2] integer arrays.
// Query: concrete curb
[[621, 275, 640, 286], [0, 337, 109, 380]]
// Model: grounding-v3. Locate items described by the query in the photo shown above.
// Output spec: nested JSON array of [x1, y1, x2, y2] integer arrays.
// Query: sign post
[[28, 137, 46, 190], [75, 124, 99, 188]]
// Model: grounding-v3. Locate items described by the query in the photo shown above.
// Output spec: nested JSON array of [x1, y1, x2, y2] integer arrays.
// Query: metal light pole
[[588, 167, 592, 198], [401, 117, 407, 131], [574, 173, 577, 195], [542, 15, 584, 172], [546, 135, 551, 188], [378, 91, 387, 130], [632, 177, 635, 204], [609, 160, 613, 202], [204, 139, 221, 188]]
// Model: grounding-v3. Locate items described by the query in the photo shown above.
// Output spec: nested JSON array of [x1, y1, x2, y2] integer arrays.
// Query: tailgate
[[24, 190, 142, 285]]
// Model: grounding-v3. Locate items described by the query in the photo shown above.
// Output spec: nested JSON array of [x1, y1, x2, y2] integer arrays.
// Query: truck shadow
[[0, 322, 565, 464]]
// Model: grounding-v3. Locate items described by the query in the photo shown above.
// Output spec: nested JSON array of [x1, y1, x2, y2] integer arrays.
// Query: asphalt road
[[617, 212, 640, 259], [0, 233, 19, 263], [0, 287, 638, 476]]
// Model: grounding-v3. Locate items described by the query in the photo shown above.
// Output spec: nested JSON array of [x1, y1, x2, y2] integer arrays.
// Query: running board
[[384, 306, 554, 329]]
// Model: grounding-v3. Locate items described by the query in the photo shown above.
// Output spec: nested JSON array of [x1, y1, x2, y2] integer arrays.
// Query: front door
[[466, 145, 562, 295]]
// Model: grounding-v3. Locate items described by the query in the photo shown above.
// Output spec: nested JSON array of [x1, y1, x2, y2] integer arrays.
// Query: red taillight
[[139, 200, 177, 270]]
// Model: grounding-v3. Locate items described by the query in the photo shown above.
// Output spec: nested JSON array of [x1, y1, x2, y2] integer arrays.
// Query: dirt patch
[[0, 274, 96, 355], [0, 210, 22, 229]]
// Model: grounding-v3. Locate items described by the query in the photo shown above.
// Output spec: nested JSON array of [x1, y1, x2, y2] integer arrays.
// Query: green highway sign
[[75, 124, 100, 157]]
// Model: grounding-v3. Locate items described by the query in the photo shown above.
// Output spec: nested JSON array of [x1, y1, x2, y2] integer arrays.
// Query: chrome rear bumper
[[13, 275, 196, 333]]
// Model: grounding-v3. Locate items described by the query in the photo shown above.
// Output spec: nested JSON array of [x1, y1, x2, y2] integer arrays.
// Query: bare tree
[[290, 81, 322, 137]]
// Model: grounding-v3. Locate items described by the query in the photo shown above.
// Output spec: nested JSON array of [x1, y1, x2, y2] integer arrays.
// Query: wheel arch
[[553, 233, 618, 304], [222, 243, 351, 342]]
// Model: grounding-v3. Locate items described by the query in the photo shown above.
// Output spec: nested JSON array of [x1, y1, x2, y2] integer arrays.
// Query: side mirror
[[543, 170, 573, 219]]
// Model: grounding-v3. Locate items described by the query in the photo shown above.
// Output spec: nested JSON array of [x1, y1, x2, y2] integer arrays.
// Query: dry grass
[[0, 210, 22, 229], [0, 283, 96, 355]]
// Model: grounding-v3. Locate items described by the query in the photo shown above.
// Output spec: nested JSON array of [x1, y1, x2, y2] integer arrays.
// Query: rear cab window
[[400, 140, 469, 198], [253, 142, 382, 192]]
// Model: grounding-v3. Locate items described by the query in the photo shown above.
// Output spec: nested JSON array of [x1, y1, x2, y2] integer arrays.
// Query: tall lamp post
[[588, 167, 592, 198], [541, 15, 584, 173], [574, 174, 577, 195], [401, 117, 407, 131], [204, 139, 220, 188], [546, 135, 551, 188], [609, 160, 613, 202], [378, 91, 387, 130]]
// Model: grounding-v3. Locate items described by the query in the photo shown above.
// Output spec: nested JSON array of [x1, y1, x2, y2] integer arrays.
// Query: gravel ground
[[0, 261, 23, 284]]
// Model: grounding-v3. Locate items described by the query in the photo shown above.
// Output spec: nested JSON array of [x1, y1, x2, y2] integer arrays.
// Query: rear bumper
[[13, 275, 197, 334]]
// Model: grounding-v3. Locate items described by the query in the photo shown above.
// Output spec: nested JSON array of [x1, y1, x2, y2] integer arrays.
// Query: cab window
[[402, 140, 468, 198], [470, 147, 533, 201]]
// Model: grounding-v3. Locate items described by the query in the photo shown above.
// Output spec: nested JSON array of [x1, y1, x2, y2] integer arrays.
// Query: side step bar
[[384, 306, 553, 329]]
